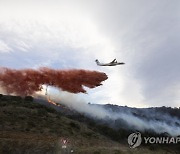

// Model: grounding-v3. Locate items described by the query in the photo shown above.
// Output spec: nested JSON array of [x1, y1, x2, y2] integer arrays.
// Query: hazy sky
[[0, 0, 180, 107]]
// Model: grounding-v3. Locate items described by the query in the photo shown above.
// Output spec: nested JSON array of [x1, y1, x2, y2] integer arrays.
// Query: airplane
[[95, 59, 125, 66]]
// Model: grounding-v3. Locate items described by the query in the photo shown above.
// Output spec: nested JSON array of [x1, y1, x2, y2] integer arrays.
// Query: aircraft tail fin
[[95, 59, 100, 65]]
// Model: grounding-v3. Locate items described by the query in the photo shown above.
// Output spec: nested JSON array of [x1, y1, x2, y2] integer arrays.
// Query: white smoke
[[50, 91, 110, 119], [41, 88, 180, 136]]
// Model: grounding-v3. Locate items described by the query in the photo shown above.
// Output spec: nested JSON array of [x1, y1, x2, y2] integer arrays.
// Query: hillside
[[0, 94, 179, 154]]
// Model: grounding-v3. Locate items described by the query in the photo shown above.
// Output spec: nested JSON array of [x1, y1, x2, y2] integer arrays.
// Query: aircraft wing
[[110, 59, 116, 63]]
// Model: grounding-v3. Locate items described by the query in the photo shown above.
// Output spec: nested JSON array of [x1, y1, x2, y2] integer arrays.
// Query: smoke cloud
[[0, 67, 108, 96], [48, 92, 180, 136], [50, 91, 109, 119]]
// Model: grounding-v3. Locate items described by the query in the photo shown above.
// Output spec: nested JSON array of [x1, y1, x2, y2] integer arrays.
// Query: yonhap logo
[[128, 132, 142, 148], [128, 132, 180, 148]]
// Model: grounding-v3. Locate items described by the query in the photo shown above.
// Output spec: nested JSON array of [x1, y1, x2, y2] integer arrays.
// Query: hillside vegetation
[[0, 94, 178, 154]]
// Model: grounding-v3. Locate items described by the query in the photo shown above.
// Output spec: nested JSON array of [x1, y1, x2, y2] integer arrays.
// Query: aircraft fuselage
[[97, 62, 125, 66]]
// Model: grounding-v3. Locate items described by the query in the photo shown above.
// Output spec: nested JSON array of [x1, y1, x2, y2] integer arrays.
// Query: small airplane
[[95, 59, 125, 66]]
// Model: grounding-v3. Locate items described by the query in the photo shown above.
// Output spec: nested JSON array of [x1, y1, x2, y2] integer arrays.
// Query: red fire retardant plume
[[0, 67, 108, 96]]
